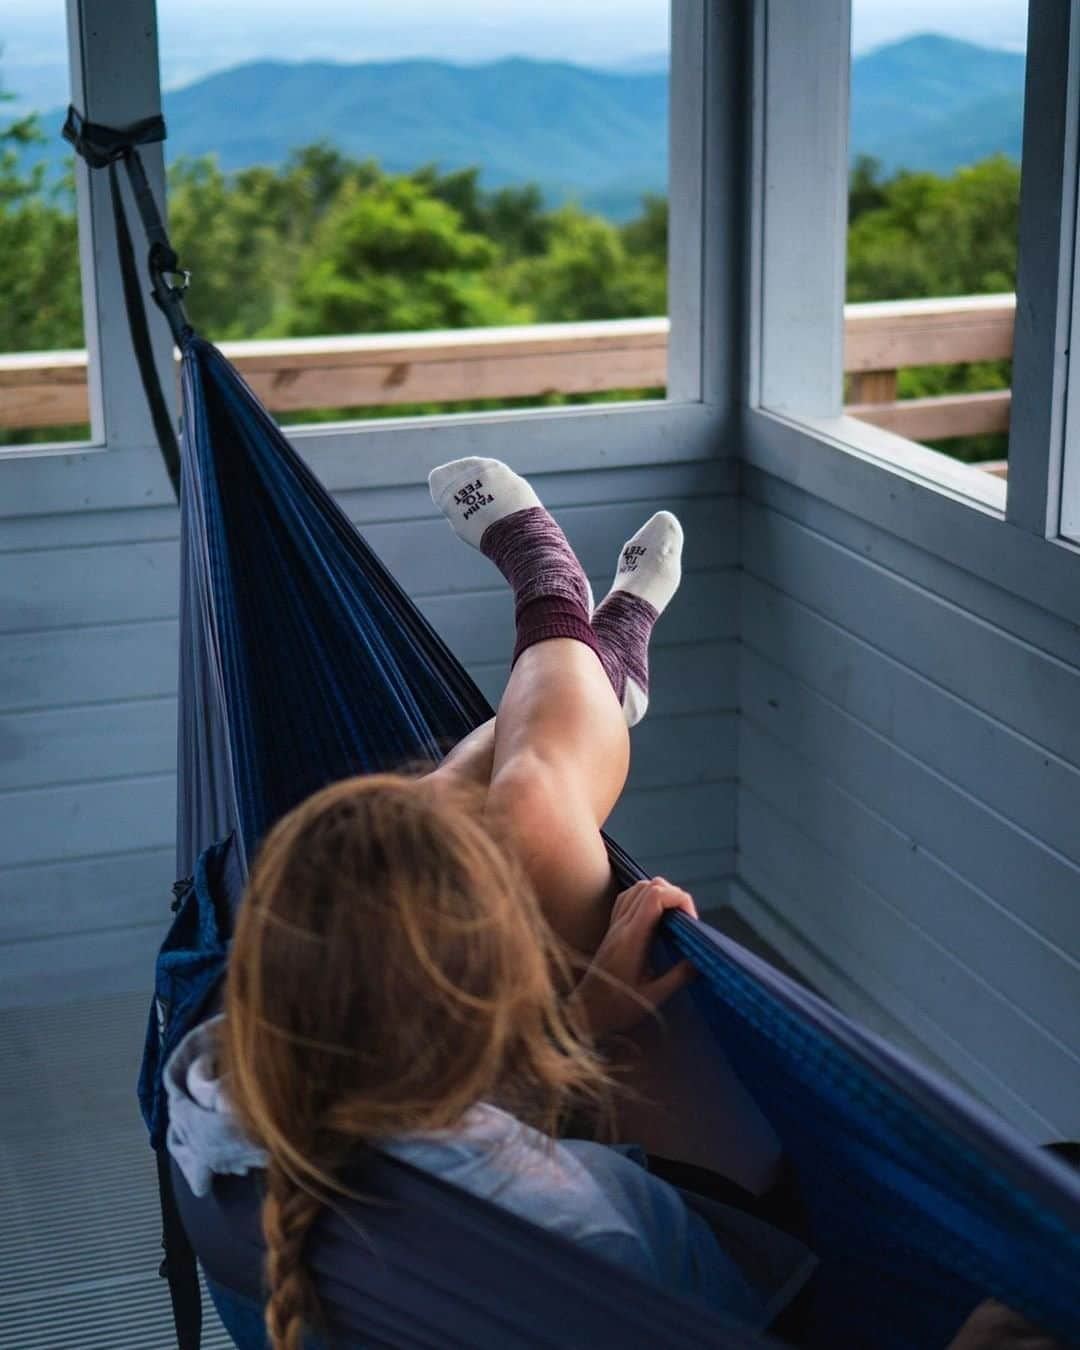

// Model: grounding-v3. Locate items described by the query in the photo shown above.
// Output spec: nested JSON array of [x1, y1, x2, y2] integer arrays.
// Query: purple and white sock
[[428, 457, 597, 665], [592, 512, 683, 726]]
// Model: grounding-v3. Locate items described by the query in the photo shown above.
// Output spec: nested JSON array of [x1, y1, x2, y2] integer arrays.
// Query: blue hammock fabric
[[154, 333, 1080, 1349]]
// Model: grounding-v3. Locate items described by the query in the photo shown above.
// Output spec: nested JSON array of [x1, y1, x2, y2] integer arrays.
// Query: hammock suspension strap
[[63, 107, 200, 1342], [62, 106, 190, 496]]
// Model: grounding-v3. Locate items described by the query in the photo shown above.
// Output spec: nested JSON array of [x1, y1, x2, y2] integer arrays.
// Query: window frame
[[1052, 0, 1080, 546], [1, 0, 736, 518], [740, 0, 1080, 629]]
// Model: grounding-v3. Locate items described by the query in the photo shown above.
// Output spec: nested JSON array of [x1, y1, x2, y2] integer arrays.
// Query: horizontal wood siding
[[0, 458, 739, 1007], [738, 467, 1080, 1139]]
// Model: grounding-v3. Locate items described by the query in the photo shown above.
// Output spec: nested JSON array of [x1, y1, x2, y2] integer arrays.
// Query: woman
[[164, 458, 816, 1348]]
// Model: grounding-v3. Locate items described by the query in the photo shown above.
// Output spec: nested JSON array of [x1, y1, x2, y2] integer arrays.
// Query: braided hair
[[221, 773, 608, 1350], [262, 1160, 324, 1350]]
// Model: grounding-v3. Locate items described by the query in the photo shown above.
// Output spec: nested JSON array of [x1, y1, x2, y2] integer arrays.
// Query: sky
[[851, 0, 1027, 53], [1, 1, 1029, 114]]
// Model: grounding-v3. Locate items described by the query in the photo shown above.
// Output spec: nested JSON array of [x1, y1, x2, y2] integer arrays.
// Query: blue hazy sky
[[1, 1, 1029, 113]]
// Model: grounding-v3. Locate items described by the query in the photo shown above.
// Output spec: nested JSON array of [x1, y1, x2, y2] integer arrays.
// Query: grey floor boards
[[0, 912, 800, 1349], [0, 991, 231, 1350]]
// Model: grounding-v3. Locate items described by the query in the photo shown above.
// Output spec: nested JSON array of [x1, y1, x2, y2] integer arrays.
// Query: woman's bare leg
[[426, 643, 626, 956], [427, 642, 628, 954], [484, 639, 630, 955], [432, 718, 496, 790], [471, 649, 782, 1186], [425, 456, 654, 954], [425, 458, 780, 1185]]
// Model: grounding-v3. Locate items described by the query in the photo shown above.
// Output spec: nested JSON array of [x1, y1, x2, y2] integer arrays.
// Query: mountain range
[[851, 34, 1024, 174], [21, 34, 1025, 218], [162, 56, 668, 220]]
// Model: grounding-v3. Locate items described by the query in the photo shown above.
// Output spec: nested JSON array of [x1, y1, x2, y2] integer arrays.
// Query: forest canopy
[[1, 96, 1020, 458]]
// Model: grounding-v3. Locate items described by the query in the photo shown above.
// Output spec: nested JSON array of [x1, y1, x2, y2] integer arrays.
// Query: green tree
[[410, 164, 552, 259], [620, 193, 667, 314], [168, 143, 378, 337], [846, 154, 1020, 461], [284, 175, 523, 334], [847, 154, 1019, 301], [506, 203, 663, 322], [0, 100, 82, 353], [1, 106, 1026, 465], [848, 154, 888, 224]]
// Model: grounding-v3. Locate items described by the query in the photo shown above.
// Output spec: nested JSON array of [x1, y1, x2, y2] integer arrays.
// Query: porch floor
[[0, 905, 796, 1349], [0, 990, 232, 1350]]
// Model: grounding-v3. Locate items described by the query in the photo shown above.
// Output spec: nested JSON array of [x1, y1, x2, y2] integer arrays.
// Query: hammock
[[67, 115, 1080, 1350]]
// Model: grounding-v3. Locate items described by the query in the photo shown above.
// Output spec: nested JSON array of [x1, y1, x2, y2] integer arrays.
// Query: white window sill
[[741, 404, 1080, 629]]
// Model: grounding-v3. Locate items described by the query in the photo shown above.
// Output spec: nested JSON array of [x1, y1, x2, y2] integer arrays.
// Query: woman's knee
[[485, 749, 613, 951], [485, 748, 567, 855]]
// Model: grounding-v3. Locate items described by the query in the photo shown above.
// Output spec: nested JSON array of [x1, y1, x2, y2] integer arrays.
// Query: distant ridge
[[23, 36, 1026, 216], [851, 34, 1025, 173], [161, 57, 668, 220]]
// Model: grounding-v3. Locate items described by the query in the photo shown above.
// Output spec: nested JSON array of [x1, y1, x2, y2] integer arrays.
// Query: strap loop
[[63, 105, 190, 495], [108, 162, 183, 494], [62, 105, 166, 167]]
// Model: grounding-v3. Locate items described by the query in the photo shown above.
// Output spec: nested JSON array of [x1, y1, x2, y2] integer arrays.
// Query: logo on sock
[[454, 480, 495, 521], [620, 544, 647, 573]]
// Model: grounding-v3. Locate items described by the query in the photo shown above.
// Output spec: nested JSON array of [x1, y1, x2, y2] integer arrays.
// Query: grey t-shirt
[[166, 1017, 815, 1330], [383, 1104, 814, 1330]]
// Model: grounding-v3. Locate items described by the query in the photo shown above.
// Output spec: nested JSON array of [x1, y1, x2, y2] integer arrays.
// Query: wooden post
[[848, 370, 898, 404]]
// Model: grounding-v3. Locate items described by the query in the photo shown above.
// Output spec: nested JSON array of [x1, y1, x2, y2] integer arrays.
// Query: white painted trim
[[754, 0, 850, 417], [741, 405, 1080, 629], [755, 409, 1007, 513], [1056, 4, 1080, 540], [667, 0, 706, 402], [65, 0, 103, 446], [742, 0, 1080, 568], [273, 400, 726, 493], [1009, 3, 1080, 539], [0, 401, 728, 519], [743, 0, 766, 413], [699, 1, 747, 416], [227, 318, 668, 358], [1062, 212, 1080, 538], [1061, 192, 1080, 539]]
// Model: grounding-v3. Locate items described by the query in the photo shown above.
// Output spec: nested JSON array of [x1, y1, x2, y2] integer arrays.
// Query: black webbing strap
[[65, 107, 198, 1339], [62, 106, 166, 168], [63, 105, 189, 499], [155, 1147, 203, 1349], [108, 161, 183, 496]]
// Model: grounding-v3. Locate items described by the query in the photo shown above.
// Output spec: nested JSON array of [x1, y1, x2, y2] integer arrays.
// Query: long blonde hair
[[221, 773, 606, 1350]]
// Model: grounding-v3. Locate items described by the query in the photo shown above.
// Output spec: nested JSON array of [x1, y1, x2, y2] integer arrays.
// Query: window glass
[[845, 3, 1028, 483], [156, 1, 672, 427], [0, 5, 90, 447]]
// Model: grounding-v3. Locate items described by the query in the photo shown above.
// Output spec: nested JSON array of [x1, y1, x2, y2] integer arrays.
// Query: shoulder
[[384, 1107, 643, 1250]]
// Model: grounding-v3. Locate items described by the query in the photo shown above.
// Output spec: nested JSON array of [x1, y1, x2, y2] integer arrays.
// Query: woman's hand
[[568, 878, 699, 1039]]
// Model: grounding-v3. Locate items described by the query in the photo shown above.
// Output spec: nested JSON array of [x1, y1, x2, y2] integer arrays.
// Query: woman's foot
[[429, 458, 594, 663], [429, 457, 594, 613], [591, 512, 683, 726], [429, 458, 682, 725], [429, 456, 543, 549]]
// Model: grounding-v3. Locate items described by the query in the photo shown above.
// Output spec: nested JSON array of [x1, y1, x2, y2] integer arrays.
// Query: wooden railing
[[0, 298, 1016, 470], [844, 294, 1013, 474], [0, 320, 668, 431]]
